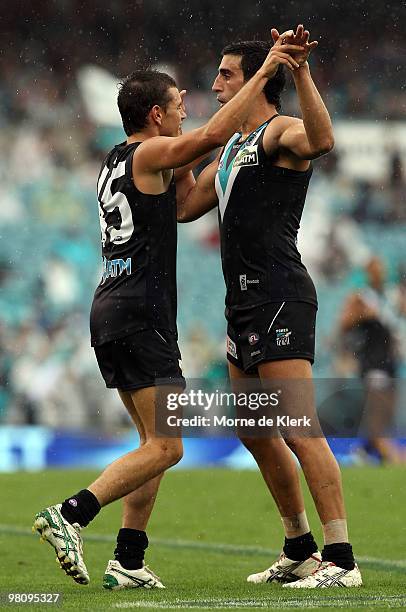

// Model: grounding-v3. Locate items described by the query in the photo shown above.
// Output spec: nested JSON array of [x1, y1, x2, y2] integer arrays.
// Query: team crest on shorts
[[248, 331, 260, 345], [276, 328, 292, 346]]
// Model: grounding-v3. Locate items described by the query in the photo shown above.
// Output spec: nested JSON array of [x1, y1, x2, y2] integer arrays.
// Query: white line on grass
[[1, 524, 405, 572], [112, 595, 406, 609]]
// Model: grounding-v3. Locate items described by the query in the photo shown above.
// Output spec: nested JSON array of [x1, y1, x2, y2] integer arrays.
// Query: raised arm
[[136, 36, 305, 172], [280, 64, 334, 158], [265, 25, 334, 160], [177, 159, 219, 223]]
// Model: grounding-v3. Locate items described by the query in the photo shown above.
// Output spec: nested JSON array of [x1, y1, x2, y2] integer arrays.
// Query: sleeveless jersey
[[90, 141, 178, 346], [215, 117, 317, 315]]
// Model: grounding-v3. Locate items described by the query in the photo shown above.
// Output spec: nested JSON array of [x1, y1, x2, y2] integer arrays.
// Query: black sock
[[60, 489, 101, 528], [283, 531, 318, 561], [322, 542, 355, 570], [114, 528, 149, 570]]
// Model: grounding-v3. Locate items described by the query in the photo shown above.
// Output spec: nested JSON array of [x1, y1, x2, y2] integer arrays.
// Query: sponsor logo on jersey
[[226, 335, 237, 359], [239, 274, 259, 291], [233, 145, 259, 168], [248, 332, 260, 345], [276, 328, 292, 346], [102, 256, 132, 283], [239, 274, 247, 291]]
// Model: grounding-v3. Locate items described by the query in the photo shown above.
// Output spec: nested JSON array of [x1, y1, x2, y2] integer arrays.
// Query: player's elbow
[[313, 135, 335, 157], [177, 210, 190, 223], [321, 135, 335, 154]]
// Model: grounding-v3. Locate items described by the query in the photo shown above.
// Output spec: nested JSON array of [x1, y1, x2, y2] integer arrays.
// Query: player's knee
[[283, 436, 309, 455], [168, 439, 183, 466], [153, 439, 183, 467]]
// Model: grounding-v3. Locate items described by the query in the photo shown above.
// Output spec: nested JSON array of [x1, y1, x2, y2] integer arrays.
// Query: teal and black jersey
[[215, 115, 317, 316]]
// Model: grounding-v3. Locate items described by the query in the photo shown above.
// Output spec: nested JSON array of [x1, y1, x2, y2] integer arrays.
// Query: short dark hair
[[117, 70, 177, 136], [221, 41, 285, 111]]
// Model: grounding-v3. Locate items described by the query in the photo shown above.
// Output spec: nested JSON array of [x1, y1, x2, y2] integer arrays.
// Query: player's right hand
[[259, 30, 304, 78], [272, 25, 318, 66]]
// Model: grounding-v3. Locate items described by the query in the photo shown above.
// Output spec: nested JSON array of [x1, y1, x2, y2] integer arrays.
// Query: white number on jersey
[[97, 161, 134, 246]]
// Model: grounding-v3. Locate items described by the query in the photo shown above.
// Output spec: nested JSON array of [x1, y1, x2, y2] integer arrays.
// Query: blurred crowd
[[0, 0, 405, 442]]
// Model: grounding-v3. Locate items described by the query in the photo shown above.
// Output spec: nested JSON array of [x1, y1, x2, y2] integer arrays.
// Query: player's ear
[[150, 104, 163, 126]]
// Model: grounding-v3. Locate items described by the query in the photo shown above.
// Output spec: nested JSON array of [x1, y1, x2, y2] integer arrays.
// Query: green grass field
[[0, 467, 405, 611]]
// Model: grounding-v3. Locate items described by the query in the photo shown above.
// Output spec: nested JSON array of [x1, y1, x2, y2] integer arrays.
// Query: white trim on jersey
[[216, 163, 242, 222], [97, 165, 109, 197], [215, 125, 267, 222]]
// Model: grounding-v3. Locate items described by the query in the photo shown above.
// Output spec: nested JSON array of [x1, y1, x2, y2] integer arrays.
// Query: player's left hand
[[271, 24, 318, 66]]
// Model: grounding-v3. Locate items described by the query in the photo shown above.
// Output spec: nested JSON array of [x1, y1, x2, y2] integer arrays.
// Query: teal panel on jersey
[[217, 133, 241, 195]]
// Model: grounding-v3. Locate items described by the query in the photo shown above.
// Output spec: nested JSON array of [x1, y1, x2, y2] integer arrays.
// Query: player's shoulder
[[132, 136, 171, 174], [265, 115, 302, 136], [134, 135, 186, 170], [262, 116, 303, 156], [134, 135, 170, 156]]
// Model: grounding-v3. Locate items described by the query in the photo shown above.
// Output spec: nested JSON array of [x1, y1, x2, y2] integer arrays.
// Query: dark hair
[[221, 41, 285, 111], [117, 70, 177, 136]]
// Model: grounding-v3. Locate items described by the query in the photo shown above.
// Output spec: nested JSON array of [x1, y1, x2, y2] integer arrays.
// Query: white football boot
[[247, 551, 322, 584], [283, 561, 362, 588], [33, 504, 89, 585], [102, 559, 165, 590]]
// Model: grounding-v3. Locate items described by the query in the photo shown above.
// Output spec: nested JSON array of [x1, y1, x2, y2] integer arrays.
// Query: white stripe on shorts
[[154, 329, 168, 344], [267, 302, 286, 334]]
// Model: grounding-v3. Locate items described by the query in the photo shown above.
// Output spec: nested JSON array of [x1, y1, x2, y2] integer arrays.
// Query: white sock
[[281, 510, 310, 539], [322, 519, 349, 545]]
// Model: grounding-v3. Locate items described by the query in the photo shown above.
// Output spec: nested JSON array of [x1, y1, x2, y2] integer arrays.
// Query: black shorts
[[94, 328, 186, 392], [226, 301, 317, 374]]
